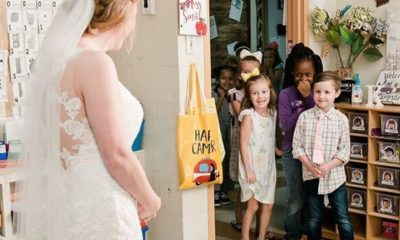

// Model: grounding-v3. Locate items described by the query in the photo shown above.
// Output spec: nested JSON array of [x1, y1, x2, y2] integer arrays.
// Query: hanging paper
[[210, 16, 218, 40], [179, 0, 207, 36], [229, 0, 243, 22]]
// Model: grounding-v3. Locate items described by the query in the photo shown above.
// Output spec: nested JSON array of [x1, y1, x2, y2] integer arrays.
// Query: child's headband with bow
[[239, 49, 263, 63]]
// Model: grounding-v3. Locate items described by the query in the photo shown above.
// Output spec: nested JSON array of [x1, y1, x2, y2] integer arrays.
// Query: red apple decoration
[[196, 18, 207, 36]]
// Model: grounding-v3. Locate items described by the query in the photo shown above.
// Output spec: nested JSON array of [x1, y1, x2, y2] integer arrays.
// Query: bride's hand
[[137, 194, 161, 222]]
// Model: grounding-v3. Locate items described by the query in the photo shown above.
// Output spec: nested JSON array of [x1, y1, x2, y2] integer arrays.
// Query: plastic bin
[[382, 220, 398, 239], [376, 167, 400, 189], [378, 141, 400, 163], [346, 166, 367, 185], [350, 142, 367, 160], [376, 192, 399, 216], [380, 114, 400, 137], [348, 188, 366, 210], [349, 112, 368, 134]]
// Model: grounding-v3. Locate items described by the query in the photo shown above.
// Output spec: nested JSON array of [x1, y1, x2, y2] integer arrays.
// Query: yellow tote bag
[[177, 64, 223, 190]]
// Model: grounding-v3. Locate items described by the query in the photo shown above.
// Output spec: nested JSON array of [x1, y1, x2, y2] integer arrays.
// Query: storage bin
[[382, 220, 398, 239], [376, 192, 399, 216], [378, 141, 400, 163], [346, 166, 367, 185], [347, 188, 366, 210], [376, 167, 400, 189], [349, 112, 368, 134], [350, 142, 367, 160], [380, 114, 400, 137]]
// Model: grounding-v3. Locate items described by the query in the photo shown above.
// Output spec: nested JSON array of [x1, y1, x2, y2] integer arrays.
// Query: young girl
[[278, 43, 323, 240], [228, 52, 262, 231], [239, 74, 277, 240], [262, 46, 284, 93], [212, 65, 235, 206]]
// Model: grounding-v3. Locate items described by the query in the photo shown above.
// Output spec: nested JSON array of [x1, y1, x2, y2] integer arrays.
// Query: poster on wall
[[179, 0, 207, 36], [386, 7, 400, 70]]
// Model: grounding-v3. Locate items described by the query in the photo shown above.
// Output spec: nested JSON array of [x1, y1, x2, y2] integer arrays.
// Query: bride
[[16, 1, 161, 239]]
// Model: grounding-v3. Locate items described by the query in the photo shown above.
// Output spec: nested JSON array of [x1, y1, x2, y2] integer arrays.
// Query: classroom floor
[[215, 157, 287, 240], [215, 186, 286, 240]]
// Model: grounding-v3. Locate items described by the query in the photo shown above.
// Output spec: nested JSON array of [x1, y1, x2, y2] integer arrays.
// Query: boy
[[292, 71, 354, 240]]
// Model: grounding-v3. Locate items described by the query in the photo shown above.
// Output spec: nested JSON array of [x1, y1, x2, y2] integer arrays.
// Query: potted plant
[[311, 5, 388, 79]]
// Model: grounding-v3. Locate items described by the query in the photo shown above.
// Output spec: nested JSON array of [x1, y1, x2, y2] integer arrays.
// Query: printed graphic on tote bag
[[192, 129, 220, 185]]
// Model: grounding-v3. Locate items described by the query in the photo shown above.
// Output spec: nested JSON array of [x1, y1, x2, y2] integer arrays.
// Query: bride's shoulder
[[67, 49, 118, 92], [74, 49, 114, 68]]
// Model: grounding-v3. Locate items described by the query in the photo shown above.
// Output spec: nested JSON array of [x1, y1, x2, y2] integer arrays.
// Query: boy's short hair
[[313, 71, 341, 91]]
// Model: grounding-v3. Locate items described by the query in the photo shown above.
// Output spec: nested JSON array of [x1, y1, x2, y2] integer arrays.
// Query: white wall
[[309, 0, 400, 90], [109, 1, 210, 239]]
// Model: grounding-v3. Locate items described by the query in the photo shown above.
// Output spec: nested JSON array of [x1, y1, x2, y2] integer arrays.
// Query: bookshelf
[[331, 103, 400, 240]]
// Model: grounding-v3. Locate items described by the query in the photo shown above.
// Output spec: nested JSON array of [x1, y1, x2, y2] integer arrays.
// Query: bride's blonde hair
[[85, 0, 137, 34]]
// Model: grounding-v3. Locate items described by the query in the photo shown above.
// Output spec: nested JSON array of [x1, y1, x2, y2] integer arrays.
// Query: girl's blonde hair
[[241, 74, 277, 116]]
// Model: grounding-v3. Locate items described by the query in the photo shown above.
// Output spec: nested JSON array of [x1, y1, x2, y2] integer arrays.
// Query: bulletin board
[[0, 1, 14, 118], [210, 0, 250, 68], [0, 0, 60, 119]]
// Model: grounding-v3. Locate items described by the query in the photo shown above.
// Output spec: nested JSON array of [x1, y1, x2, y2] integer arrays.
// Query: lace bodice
[[59, 82, 143, 239], [60, 82, 143, 169]]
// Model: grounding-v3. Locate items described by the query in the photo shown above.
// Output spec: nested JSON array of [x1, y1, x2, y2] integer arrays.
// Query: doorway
[[207, 0, 309, 239]]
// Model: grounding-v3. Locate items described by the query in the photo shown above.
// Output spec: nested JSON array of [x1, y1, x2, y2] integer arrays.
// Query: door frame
[[204, 1, 309, 239]]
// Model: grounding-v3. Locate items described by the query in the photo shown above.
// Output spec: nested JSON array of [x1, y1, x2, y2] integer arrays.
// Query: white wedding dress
[[59, 81, 143, 239]]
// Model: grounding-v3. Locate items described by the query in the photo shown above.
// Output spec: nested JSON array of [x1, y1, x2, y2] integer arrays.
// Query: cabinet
[[322, 103, 400, 240]]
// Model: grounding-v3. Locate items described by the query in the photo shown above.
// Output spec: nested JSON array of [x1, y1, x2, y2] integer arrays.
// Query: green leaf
[[368, 36, 384, 46], [339, 25, 356, 45], [363, 47, 383, 61], [326, 30, 341, 47], [352, 37, 364, 56]]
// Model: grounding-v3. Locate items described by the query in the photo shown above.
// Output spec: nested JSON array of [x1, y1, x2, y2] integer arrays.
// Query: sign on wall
[[375, 70, 400, 105], [179, 0, 207, 36]]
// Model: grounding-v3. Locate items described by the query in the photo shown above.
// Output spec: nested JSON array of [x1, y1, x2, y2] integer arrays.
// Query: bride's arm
[[73, 50, 160, 221]]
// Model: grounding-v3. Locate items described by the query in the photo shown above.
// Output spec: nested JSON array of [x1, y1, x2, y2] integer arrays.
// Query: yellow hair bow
[[240, 68, 260, 82]]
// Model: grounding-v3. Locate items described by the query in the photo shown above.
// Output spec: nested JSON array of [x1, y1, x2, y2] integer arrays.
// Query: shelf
[[322, 228, 338, 239], [346, 182, 367, 190], [349, 208, 367, 215], [370, 161, 400, 168], [336, 103, 400, 113], [349, 159, 368, 164], [370, 135, 400, 142], [367, 237, 397, 240], [322, 218, 366, 240], [335, 103, 370, 111], [369, 186, 400, 195], [369, 212, 400, 221], [350, 132, 368, 137]]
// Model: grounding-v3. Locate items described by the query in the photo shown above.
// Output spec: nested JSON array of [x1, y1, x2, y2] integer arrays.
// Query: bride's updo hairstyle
[[85, 0, 137, 34]]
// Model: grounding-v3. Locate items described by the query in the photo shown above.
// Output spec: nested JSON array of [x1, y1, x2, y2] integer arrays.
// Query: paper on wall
[[0, 76, 8, 102], [229, 0, 243, 22], [227, 41, 238, 56], [23, 8, 39, 31], [7, 8, 24, 32], [210, 15, 218, 40], [0, 51, 9, 77]]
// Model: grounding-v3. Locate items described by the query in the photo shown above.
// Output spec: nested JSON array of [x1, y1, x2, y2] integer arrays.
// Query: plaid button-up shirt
[[292, 106, 350, 194]]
